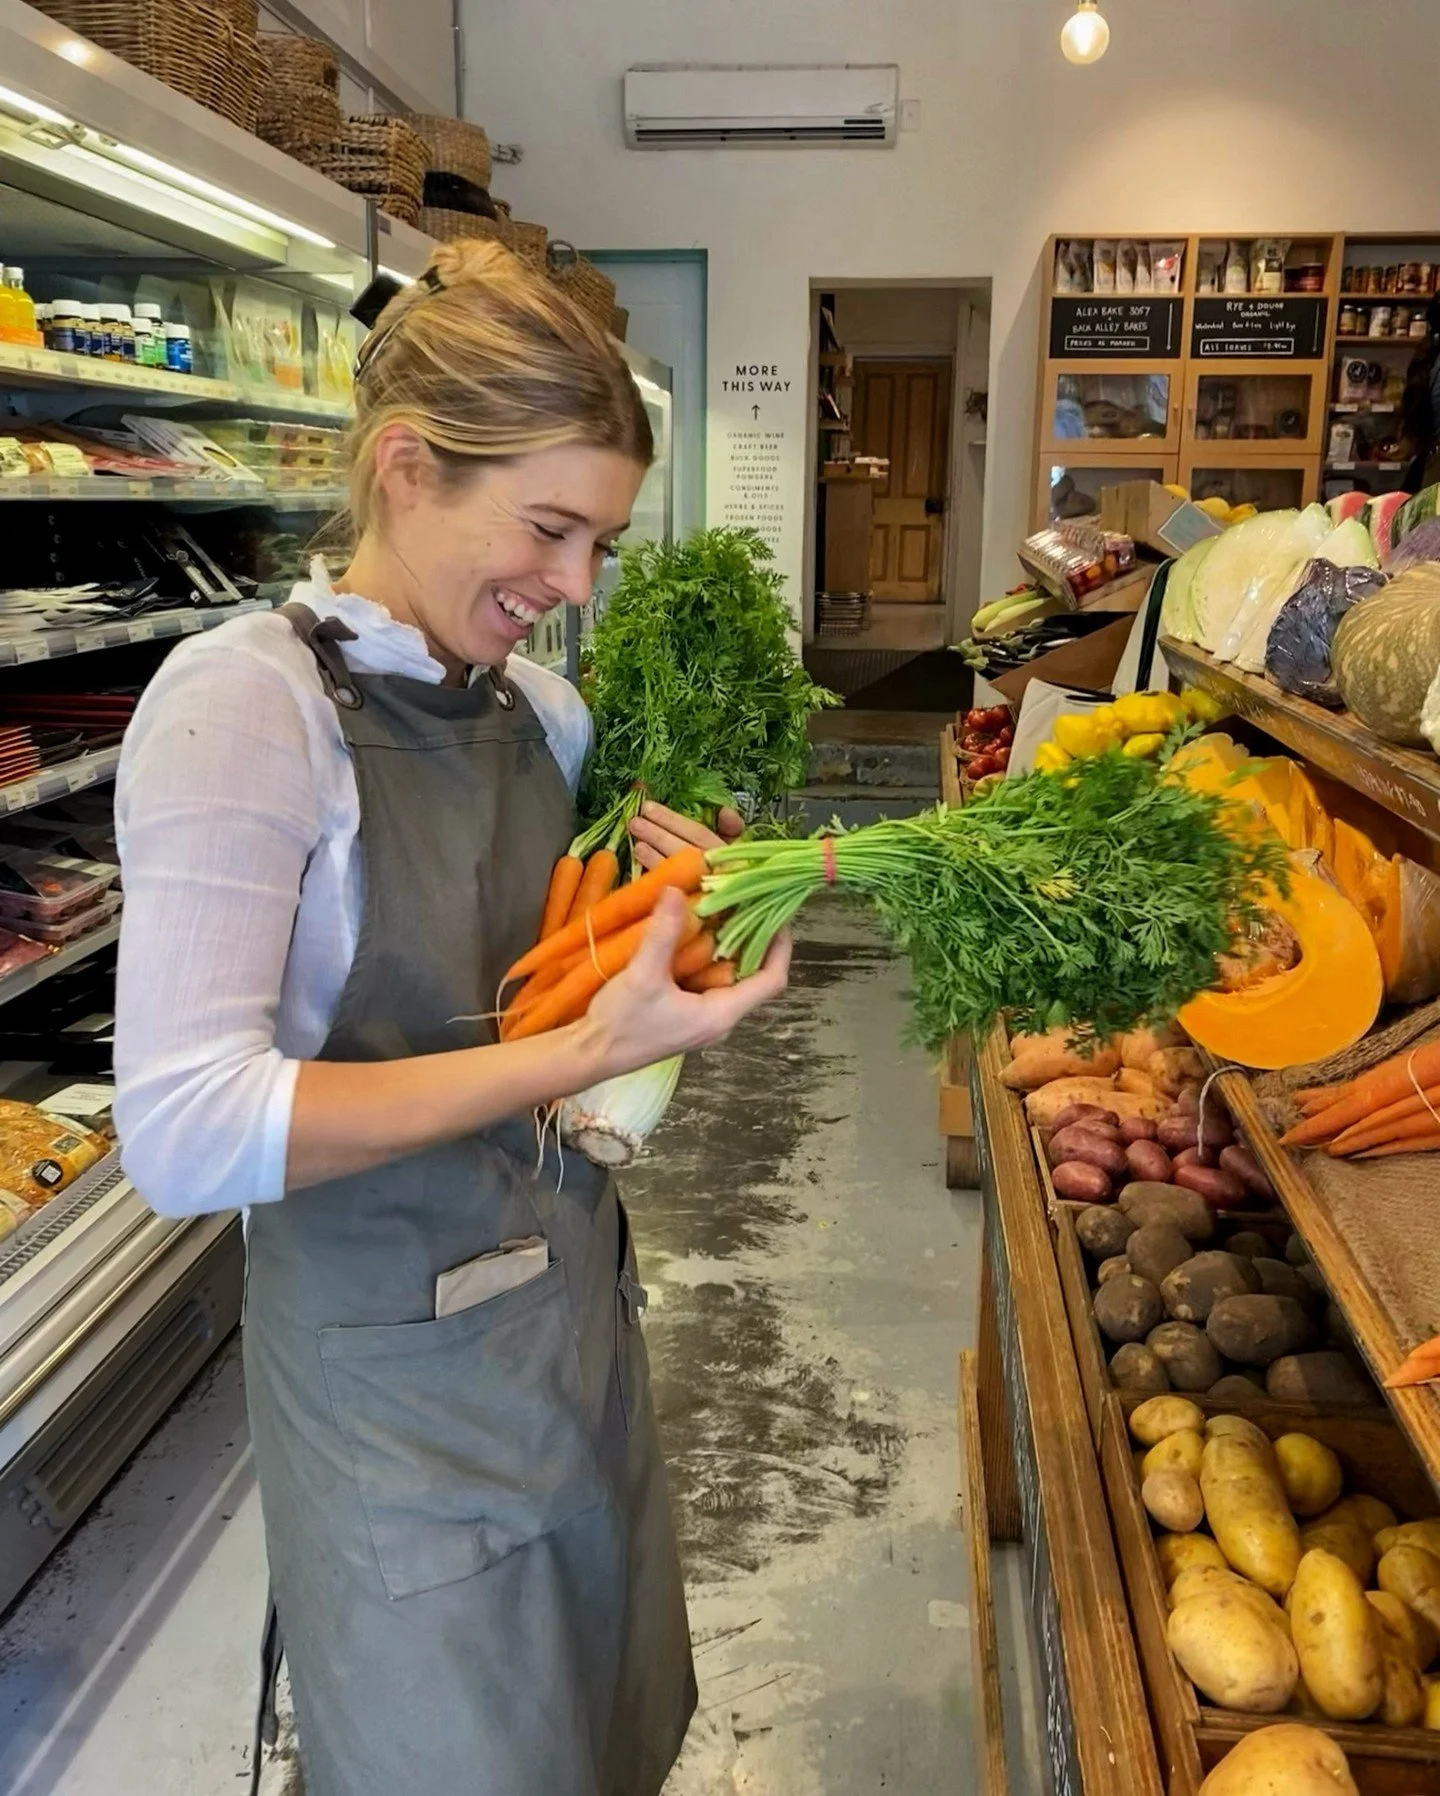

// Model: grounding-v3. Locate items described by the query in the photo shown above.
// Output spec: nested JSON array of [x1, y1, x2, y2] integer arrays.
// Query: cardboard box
[[1099, 480, 1223, 557], [988, 612, 1137, 703]]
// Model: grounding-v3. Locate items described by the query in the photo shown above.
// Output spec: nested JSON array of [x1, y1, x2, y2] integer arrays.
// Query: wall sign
[[1048, 297, 1182, 359], [1191, 296, 1328, 359], [719, 360, 792, 551]]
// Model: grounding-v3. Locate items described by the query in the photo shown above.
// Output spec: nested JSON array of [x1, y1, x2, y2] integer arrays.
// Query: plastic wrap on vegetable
[[1388, 514, 1440, 575], [1264, 558, 1388, 707]]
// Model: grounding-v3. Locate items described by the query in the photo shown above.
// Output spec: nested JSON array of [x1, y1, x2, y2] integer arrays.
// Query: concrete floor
[[0, 910, 1043, 1795]]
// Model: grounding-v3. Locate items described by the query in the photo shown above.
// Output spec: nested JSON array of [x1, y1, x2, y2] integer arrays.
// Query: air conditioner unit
[[623, 64, 898, 149]]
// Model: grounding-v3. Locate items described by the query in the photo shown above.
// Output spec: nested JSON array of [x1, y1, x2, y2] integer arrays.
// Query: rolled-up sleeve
[[114, 645, 320, 1217]]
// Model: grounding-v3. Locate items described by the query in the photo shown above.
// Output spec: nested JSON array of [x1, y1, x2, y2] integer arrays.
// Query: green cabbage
[[1160, 535, 1219, 644]]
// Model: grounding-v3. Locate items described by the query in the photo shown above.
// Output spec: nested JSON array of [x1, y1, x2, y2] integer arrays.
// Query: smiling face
[[347, 433, 646, 673]]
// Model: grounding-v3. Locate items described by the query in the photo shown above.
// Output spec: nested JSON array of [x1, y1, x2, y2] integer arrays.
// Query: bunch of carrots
[[498, 846, 737, 1042], [1280, 1041, 1440, 1162]]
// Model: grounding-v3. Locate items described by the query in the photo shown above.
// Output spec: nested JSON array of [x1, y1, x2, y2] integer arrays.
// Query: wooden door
[[854, 359, 952, 602]]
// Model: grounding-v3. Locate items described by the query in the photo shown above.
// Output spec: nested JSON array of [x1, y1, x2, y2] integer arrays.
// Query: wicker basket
[[407, 114, 491, 189], [610, 305, 629, 341], [33, 0, 264, 129], [215, 0, 257, 32], [256, 34, 341, 159], [546, 241, 617, 329], [501, 217, 548, 271], [416, 208, 505, 246], [316, 116, 428, 225]]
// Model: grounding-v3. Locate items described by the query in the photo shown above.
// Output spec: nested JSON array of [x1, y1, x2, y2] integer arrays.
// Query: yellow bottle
[[0, 268, 39, 346]]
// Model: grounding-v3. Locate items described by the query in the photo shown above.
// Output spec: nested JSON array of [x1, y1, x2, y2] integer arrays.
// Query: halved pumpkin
[[1322, 818, 1440, 1004], [1179, 857, 1384, 1070]]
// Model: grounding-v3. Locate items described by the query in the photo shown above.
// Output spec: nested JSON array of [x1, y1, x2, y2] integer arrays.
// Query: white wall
[[466, 0, 1440, 623], [260, 0, 454, 114]]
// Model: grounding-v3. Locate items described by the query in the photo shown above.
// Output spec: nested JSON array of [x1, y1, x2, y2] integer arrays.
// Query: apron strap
[[279, 601, 364, 711], [249, 1589, 285, 1796]]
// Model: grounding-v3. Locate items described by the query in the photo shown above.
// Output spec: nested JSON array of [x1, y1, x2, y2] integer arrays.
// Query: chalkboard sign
[[976, 1113, 1081, 1796], [1191, 296, 1328, 359], [1049, 297, 1182, 359]]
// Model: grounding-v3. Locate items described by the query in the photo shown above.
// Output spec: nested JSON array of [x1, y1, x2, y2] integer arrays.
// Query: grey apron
[[242, 604, 695, 1796]]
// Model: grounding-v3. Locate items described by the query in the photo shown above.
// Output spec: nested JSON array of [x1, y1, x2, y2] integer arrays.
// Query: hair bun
[[427, 236, 523, 292]]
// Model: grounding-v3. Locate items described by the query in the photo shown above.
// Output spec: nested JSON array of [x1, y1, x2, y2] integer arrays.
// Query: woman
[[113, 241, 789, 1796], [1400, 296, 1440, 493]]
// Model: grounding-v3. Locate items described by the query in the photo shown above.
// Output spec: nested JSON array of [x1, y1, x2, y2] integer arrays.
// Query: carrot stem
[[501, 846, 709, 988], [538, 855, 585, 941]]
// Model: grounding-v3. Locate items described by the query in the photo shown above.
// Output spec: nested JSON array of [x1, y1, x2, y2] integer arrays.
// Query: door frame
[[851, 352, 954, 604]]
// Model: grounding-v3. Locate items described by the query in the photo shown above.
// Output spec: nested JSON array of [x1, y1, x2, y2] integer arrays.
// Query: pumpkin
[[1327, 819, 1440, 1004], [1331, 564, 1440, 746], [1172, 737, 1332, 860], [1179, 856, 1384, 1070]]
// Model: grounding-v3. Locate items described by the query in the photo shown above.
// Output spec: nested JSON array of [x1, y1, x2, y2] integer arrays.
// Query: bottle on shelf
[[82, 302, 106, 358], [48, 301, 82, 355], [134, 303, 166, 368], [0, 268, 41, 347], [164, 322, 192, 374]]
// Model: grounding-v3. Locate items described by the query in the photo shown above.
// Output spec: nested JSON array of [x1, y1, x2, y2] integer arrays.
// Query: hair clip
[[351, 267, 446, 381]]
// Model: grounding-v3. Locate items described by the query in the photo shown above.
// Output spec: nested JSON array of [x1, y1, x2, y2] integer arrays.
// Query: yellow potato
[[1376, 1519, 1440, 1560], [1288, 1549, 1383, 1721], [1198, 1724, 1359, 1796], [1299, 1518, 1375, 1586], [1202, 1433, 1302, 1597], [1169, 1591, 1298, 1712], [1272, 1435, 1344, 1519], [1366, 1590, 1438, 1671], [1378, 1544, 1440, 1633], [1145, 1468, 1205, 1534], [1155, 1532, 1228, 1586], [1375, 1625, 1425, 1726], [1324, 1493, 1397, 1536], [1286, 1672, 1327, 1720], [1426, 1676, 1440, 1730], [1130, 1395, 1206, 1447], [1170, 1566, 1288, 1632], [1143, 1429, 1205, 1481]]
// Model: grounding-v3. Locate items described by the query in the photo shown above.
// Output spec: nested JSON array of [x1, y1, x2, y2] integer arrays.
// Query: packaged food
[[0, 927, 53, 980], [1150, 241, 1184, 294], [1093, 240, 1117, 293], [18, 889, 121, 945], [0, 439, 29, 480], [0, 1098, 108, 1212], [1133, 242, 1153, 293], [1116, 241, 1136, 294], [1197, 246, 1223, 295], [1224, 241, 1248, 295], [0, 852, 120, 924], [1370, 307, 1393, 339], [1054, 240, 1075, 293]]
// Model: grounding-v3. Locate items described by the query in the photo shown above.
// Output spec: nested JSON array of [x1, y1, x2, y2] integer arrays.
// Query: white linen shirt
[[113, 562, 591, 1218]]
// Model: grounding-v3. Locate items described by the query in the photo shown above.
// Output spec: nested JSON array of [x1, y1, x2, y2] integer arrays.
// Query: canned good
[[1413, 314, 1431, 338], [1364, 265, 1382, 292], [1370, 306, 1393, 337], [1384, 265, 1400, 293], [1339, 304, 1360, 335]]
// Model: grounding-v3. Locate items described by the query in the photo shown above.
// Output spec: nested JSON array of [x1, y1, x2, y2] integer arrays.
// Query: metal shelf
[[0, 478, 345, 510], [0, 342, 240, 402], [0, 598, 270, 668], [0, 745, 122, 815], [233, 387, 351, 424], [0, 920, 120, 1007]]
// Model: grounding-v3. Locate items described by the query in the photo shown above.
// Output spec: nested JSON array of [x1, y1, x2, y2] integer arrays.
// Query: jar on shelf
[[1421, 264, 1435, 295], [1402, 263, 1423, 294], [1393, 306, 1413, 338], [164, 322, 193, 374], [1339, 303, 1361, 336], [1383, 265, 1401, 293], [48, 301, 82, 355], [1369, 305, 1393, 338]]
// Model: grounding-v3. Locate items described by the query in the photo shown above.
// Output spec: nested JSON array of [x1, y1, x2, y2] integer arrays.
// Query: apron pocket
[[317, 1258, 605, 1601]]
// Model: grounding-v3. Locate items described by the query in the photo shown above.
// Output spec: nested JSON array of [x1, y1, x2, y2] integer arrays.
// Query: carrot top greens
[[574, 528, 837, 862], [697, 749, 1285, 1052]]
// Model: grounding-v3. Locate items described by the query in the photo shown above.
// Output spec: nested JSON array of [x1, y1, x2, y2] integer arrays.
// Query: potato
[[1272, 1435, 1344, 1519], [1050, 1102, 1119, 1132], [1375, 1629, 1426, 1726], [1168, 1591, 1299, 1711], [1147, 1321, 1223, 1393], [1288, 1549, 1382, 1721], [1155, 1531, 1228, 1585], [1208, 1296, 1314, 1366], [1375, 1519, 1440, 1560], [1127, 1222, 1194, 1286], [1110, 1342, 1169, 1393], [1336, 1494, 1397, 1536], [1119, 1115, 1159, 1144], [1052, 1161, 1113, 1203], [1286, 1673, 1328, 1720], [1219, 1144, 1276, 1202], [1209, 1374, 1267, 1403], [1170, 1565, 1289, 1631], [1251, 1259, 1312, 1306], [1224, 1230, 1272, 1260], [1265, 1352, 1374, 1407], [1118, 1182, 1216, 1242], [1130, 1394, 1206, 1446], [1175, 1163, 1248, 1208], [1144, 1429, 1206, 1480], [1098, 1255, 1132, 1286], [1426, 1676, 1440, 1729], [1206, 1414, 1273, 1452], [1368, 1589, 1439, 1672], [1202, 1433, 1302, 1596], [1298, 1518, 1373, 1586], [1378, 1548, 1440, 1635], [1048, 1125, 1127, 1176], [1145, 1467, 1205, 1532], [1162, 1252, 1260, 1322], [1074, 1204, 1137, 1260], [1093, 1275, 1164, 1345], [1197, 1724, 1358, 1796], [1125, 1139, 1175, 1185], [1026, 1079, 1161, 1127]]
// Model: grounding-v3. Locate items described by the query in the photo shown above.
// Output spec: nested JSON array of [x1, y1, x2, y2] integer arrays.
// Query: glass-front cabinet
[[1039, 364, 1181, 454], [1037, 455, 1178, 527], [1179, 457, 1318, 515], [1184, 365, 1325, 456]]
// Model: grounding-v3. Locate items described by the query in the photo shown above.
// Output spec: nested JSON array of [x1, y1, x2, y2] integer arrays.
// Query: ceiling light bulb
[[1061, 0, 1110, 64]]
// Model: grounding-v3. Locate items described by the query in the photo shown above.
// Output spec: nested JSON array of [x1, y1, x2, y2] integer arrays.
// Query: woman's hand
[[571, 886, 790, 1082], [628, 798, 744, 871]]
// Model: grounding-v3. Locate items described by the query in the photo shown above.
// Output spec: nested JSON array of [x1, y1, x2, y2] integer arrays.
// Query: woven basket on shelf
[[610, 305, 629, 342], [215, 0, 257, 33], [33, 0, 264, 129], [501, 217, 548, 270], [316, 116, 428, 225], [546, 241, 617, 329], [407, 114, 491, 189], [255, 34, 341, 159], [416, 208, 505, 247]]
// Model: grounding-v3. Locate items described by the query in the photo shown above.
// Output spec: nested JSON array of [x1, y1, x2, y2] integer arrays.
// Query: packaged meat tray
[[0, 928, 53, 980], [0, 1098, 108, 1219], [0, 852, 120, 925], [19, 890, 121, 946]]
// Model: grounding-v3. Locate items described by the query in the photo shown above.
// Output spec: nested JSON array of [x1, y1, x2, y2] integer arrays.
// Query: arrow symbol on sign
[[751, 403, 761, 420]]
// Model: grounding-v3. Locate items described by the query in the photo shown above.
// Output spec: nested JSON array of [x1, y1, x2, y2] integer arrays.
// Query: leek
[[558, 1055, 685, 1167]]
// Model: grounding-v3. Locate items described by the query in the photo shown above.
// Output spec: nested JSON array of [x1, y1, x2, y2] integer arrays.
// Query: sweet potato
[[1149, 1046, 1206, 1097], [1025, 1080, 1165, 1128], [1051, 1161, 1112, 1203], [1126, 1139, 1174, 1184], [1119, 1023, 1185, 1069], [1002, 1029, 1121, 1091], [1116, 1067, 1159, 1098]]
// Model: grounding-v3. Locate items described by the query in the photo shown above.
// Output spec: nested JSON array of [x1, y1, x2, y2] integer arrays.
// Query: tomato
[[961, 731, 990, 752], [968, 754, 998, 779], [981, 706, 1012, 729], [963, 707, 989, 730], [993, 746, 1011, 771], [996, 724, 1015, 747]]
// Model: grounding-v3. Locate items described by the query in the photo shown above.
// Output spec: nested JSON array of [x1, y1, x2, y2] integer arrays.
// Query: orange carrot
[[500, 960, 571, 1038], [685, 958, 737, 992], [1281, 1044, 1440, 1147], [501, 846, 709, 988], [1329, 1085, 1440, 1155], [539, 854, 585, 941], [1353, 1132, 1440, 1159], [508, 910, 703, 1040], [672, 929, 716, 983], [566, 848, 620, 926], [1294, 1082, 1352, 1106], [1387, 1336, 1440, 1387]]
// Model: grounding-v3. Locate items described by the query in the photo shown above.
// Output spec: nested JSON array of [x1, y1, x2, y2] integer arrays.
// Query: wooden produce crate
[[960, 1348, 1009, 1796], [1051, 1201, 1386, 1446], [1099, 1391, 1440, 1796], [938, 725, 979, 1187]]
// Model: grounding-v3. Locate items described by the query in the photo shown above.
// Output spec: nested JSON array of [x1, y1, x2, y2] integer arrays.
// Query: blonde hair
[[347, 238, 652, 533]]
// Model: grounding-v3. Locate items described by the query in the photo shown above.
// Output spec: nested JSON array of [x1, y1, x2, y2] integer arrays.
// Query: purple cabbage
[[1388, 515, 1440, 574], [1265, 558, 1388, 706]]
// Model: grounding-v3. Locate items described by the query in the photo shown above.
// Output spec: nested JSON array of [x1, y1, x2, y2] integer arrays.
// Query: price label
[[5, 781, 39, 812], [178, 612, 204, 633], [128, 619, 156, 643], [13, 639, 50, 665], [66, 764, 95, 793]]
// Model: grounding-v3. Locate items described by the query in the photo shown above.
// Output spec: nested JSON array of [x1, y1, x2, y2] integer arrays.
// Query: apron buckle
[[619, 1269, 648, 1326]]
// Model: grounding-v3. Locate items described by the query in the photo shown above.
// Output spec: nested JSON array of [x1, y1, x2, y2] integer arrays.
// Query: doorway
[[853, 357, 952, 603]]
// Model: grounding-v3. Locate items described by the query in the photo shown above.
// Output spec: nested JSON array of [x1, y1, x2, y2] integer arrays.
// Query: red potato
[[1219, 1144, 1275, 1201], [1051, 1161, 1113, 1203], [1050, 1104, 1119, 1133], [1047, 1129, 1129, 1179], [1124, 1139, 1174, 1184], [1157, 1115, 1199, 1154], [1119, 1116, 1159, 1144], [1048, 1123, 1123, 1163], [1173, 1162, 1246, 1208], [1173, 1146, 1202, 1170]]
